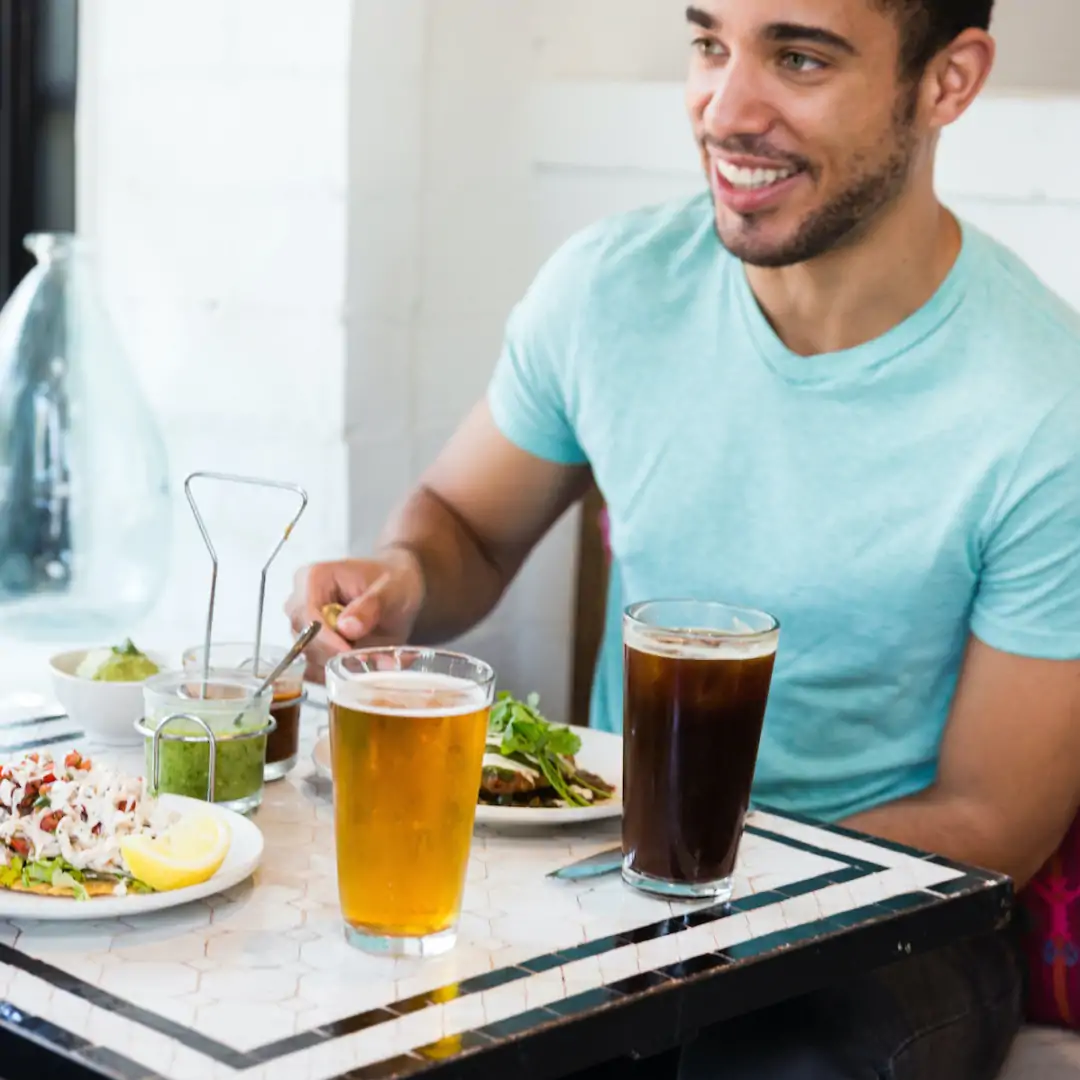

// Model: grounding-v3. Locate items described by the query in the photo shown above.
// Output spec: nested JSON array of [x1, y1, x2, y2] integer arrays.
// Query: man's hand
[[285, 399, 591, 679], [842, 635, 1080, 888], [285, 548, 424, 682]]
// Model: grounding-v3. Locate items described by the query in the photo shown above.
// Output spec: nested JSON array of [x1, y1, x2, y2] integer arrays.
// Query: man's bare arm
[[377, 399, 592, 645], [842, 635, 1080, 888]]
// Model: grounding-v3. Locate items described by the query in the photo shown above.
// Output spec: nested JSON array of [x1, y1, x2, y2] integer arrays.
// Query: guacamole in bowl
[[50, 641, 170, 746], [76, 639, 160, 682]]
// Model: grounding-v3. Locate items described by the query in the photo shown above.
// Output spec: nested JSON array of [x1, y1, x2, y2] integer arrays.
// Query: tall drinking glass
[[325, 647, 495, 957], [622, 600, 780, 901]]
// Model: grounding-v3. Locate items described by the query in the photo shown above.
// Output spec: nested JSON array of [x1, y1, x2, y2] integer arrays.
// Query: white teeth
[[716, 160, 795, 190]]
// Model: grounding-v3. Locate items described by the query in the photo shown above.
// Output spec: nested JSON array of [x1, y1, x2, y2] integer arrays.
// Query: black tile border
[[0, 943, 252, 1068], [742, 823, 886, 874], [0, 999, 167, 1080], [0, 811, 1006, 1077], [760, 808, 1011, 888], [360, 881, 1012, 1080]]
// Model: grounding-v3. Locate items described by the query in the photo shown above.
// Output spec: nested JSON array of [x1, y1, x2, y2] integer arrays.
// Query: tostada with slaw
[[0, 750, 229, 900]]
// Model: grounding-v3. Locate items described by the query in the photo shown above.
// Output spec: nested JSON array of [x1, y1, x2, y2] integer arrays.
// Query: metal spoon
[[233, 620, 321, 727]]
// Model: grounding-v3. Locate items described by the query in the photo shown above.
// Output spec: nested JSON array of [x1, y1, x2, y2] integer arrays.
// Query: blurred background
[[1, 0, 1078, 720]]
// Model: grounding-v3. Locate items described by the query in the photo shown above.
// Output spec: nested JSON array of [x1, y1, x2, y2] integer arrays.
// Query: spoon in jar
[[233, 620, 321, 727]]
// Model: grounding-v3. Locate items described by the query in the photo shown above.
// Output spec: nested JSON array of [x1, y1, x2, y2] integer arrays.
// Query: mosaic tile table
[[0, 698, 1012, 1080]]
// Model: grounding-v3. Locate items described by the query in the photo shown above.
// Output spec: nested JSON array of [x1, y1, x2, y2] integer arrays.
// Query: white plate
[[312, 725, 623, 827], [0, 794, 263, 920]]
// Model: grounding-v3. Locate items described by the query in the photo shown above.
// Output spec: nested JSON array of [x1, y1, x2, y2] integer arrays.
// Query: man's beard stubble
[[714, 87, 920, 269]]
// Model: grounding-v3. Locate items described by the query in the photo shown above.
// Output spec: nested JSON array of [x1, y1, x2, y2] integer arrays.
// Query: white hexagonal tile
[[123, 904, 215, 935], [297, 969, 399, 1016], [264, 823, 318, 848], [109, 932, 208, 965], [100, 961, 199, 999], [205, 931, 302, 969], [199, 967, 298, 1005], [193, 1002, 299, 1051], [285, 927, 321, 944]]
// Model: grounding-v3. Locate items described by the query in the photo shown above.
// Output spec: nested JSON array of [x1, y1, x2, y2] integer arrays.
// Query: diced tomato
[[40, 773, 55, 785], [91, 823, 102, 836], [64, 751, 82, 769], [39, 811, 62, 833], [10, 837, 28, 857], [116, 799, 133, 813], [78, 758, 91, 771]]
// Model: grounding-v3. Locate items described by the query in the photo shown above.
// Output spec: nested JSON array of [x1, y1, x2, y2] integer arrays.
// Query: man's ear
[[918, 28, 995, 130]]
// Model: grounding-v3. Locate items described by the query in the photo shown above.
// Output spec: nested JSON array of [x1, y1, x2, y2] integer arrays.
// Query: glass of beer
[[622, 600, 779, 902], [325, 647, 495, 956]]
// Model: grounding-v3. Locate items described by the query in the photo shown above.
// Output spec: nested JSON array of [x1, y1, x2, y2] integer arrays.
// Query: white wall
[[346, 0, 579, 714], [76, 0, 351, 657], [73, 0, 578, 716], [531, 0, 1080, 92]]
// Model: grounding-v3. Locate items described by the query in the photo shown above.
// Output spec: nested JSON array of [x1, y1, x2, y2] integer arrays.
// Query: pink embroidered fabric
[[1021, 813, 1080, 1027]]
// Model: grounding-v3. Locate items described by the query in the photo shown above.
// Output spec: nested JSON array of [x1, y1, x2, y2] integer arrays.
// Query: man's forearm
[[841, 787, 1043, 888], [377, 485, 517, 645]]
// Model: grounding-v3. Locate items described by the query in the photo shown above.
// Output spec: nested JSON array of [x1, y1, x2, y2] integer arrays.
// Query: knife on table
[[547, 846, 623, 881]]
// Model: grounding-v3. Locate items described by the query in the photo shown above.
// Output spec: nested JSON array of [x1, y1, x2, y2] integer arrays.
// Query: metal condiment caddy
[[142, 471, 309, 807]]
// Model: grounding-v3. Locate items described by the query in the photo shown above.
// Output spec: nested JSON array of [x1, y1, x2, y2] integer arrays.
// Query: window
[[0, 0, 77, 304]]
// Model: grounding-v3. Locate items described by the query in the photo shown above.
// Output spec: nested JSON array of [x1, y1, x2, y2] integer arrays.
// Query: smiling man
[[287, 1, 1080, 1075]]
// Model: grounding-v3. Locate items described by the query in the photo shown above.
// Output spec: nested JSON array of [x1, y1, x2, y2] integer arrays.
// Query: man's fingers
[[336, 594, 384, 640]]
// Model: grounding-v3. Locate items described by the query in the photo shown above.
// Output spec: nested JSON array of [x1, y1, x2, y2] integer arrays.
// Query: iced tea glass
[[325, 647, 495, 956], [622, 600, 780, 901]]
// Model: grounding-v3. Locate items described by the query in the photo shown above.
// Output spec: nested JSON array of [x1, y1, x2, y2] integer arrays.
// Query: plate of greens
[[475, 692, 621, 826], [310, 691, 622, 827]]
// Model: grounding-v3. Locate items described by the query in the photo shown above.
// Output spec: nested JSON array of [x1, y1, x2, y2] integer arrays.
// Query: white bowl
[[49, 648, 172, 745]]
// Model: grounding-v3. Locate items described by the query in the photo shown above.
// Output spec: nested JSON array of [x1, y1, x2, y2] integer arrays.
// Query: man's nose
[[700, 58, 776, 142]]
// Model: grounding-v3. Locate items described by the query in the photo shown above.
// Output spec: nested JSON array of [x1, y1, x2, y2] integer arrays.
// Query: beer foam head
[[327, 668, 491, 717], [623, 620, 778, 661]]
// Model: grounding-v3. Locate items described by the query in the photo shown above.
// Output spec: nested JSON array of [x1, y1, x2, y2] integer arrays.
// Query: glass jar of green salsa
[[181, 641, 306, 782], [139, 672, 274, 814]]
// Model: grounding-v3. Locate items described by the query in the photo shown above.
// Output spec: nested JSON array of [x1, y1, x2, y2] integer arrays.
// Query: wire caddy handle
[[183, 470, 309, 693]]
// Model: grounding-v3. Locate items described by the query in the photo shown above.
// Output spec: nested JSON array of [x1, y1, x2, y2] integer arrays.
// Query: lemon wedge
[[120, 814, 231, 892]]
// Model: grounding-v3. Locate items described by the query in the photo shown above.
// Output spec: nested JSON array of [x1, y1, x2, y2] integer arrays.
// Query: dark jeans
[[572, 929, 1025, 1080]]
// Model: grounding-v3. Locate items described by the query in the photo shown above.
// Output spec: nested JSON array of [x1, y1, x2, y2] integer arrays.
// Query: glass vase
[[0, 233, 171, 640]]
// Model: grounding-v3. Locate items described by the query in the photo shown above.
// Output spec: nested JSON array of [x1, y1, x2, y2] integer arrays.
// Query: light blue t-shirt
[[487, 192, 1080, 822]]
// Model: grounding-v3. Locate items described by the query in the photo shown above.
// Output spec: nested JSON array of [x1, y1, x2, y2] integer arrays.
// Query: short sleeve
[[971, 389, 1080, 660], [486, 238, 590, 466]]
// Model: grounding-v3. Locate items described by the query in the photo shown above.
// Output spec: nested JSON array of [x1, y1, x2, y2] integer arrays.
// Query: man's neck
[[744, 192, 962, 357]]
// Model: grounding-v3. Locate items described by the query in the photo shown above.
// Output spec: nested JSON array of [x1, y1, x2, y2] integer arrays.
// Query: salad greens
[[0, 855, 154, 901], [0, 856, 88, 901], [487, 691, 612, 808]]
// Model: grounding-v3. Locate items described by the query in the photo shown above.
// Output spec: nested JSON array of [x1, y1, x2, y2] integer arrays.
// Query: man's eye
[[779, 51, 826, 73], [691, 37, 724, 58]]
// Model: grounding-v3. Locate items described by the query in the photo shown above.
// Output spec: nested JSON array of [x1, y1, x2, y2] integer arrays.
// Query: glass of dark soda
[[622, 600, 779, 901]]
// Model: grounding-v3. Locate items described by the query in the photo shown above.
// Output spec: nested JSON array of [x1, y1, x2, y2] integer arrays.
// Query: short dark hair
[[878, 0, 995, 74]]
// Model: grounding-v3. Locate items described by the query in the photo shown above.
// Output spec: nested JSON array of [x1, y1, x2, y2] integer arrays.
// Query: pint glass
[[325, 647, 495, 956], [622, 600, 779, 901]]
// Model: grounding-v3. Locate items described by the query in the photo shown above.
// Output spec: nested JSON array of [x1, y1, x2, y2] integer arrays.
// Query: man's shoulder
[[965, 223, 1080, 376], [533, 191, 723, 300], [953, 224, 1080, 469]]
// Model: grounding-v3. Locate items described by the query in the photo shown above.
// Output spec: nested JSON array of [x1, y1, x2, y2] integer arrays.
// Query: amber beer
[[622, 601, 779, 900], [326, 648, 494, 956]]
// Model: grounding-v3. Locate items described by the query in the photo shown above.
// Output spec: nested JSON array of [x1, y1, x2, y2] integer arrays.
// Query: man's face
[[685, 0, 924, 267]]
